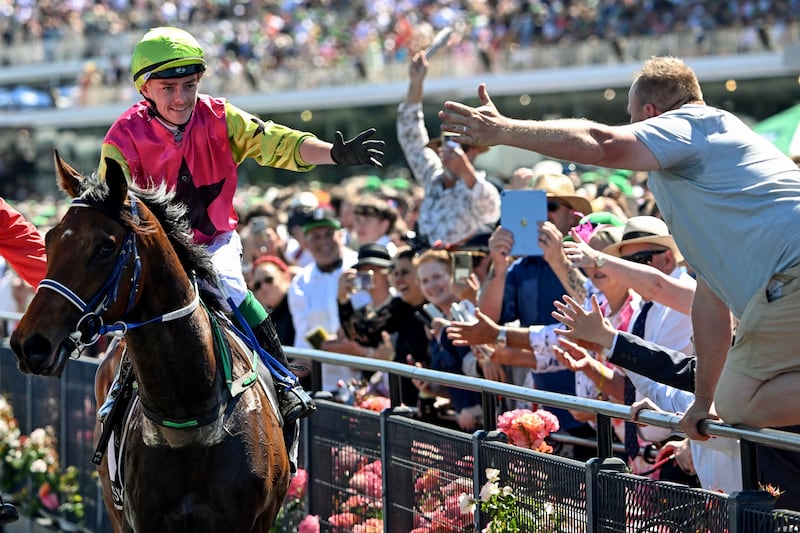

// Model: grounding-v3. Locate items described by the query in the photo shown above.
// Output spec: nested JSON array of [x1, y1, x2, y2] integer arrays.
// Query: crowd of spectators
[[2, 0, 797, 97]]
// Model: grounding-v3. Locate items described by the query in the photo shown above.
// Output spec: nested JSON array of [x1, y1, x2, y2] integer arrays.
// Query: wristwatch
[[496, 327, 508, 348], [594, 254, 607, 269]]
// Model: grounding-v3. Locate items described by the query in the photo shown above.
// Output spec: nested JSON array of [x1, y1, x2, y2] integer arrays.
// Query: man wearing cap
[[288, 209, 360, 392], [478, 173, 596, 457], [397, 50, 500, 246], [335, 243, 395, 347], [440, 56, 800, 440]]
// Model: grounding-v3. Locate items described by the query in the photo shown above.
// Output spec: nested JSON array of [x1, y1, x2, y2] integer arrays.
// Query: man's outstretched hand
[[331, 128, 385, 167]]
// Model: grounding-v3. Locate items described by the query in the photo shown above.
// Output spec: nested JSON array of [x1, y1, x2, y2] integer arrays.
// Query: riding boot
[[252, 317, 316, 425]]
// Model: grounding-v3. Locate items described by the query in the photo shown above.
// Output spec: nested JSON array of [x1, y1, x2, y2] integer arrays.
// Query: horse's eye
[[96, 242, 116, 260]]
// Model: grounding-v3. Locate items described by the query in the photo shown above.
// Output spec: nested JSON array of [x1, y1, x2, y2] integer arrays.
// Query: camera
[[353, 271, 374, 291], [452, 251, 472, 282]]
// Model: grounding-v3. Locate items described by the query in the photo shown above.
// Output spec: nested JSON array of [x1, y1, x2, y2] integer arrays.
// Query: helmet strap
[[144, 97, 190, 141]]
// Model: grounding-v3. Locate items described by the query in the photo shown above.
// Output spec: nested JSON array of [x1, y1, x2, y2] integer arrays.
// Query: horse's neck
[[127, 308, 223, 419]]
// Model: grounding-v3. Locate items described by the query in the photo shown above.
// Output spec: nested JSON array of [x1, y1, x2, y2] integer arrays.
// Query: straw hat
[[531, 173, 592, 215], [603, 216, 684, 263]]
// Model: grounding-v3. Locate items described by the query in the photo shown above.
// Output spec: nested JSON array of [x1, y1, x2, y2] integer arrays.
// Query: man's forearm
[[691, 281, 733, 401], [477, 264, 507, 321], [549, 255, 587, 301]]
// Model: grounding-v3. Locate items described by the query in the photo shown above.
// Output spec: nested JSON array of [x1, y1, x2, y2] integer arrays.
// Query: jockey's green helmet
[[131, 27, 206, 92]]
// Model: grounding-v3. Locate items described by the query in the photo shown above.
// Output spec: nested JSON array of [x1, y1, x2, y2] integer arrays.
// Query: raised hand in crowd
[[438, 83, 505, 149], [552, 294, 617, 351], [447, 307, 501, 347], [451, 272, 480, 305]]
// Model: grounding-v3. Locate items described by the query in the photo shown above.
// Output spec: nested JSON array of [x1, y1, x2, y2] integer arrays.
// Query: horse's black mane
[[79, 173, 218, 288]]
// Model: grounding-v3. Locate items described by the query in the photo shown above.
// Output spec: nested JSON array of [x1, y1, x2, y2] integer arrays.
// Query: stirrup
[[98, 382, 122, 423], [279, 385, 316, 425]]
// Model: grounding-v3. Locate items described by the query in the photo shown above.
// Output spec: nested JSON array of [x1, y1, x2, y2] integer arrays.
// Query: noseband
[[38, 194, 200, 352]]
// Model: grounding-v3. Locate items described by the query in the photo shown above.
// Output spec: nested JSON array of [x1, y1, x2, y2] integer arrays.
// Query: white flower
[[479, 480, 500, 502], [502, 485, 513, 496], [484, 468, 500, 483], [29, 427, 48, 446], [30, 459, 47, 473], [458, 492, 476, 514], [544, 502, 554, 515]]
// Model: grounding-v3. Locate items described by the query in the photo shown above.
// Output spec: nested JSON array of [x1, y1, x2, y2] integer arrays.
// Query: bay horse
[[10, 153, 290, 532]]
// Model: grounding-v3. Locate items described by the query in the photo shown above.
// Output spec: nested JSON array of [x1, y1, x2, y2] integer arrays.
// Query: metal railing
[[1, 342, 800, 531]]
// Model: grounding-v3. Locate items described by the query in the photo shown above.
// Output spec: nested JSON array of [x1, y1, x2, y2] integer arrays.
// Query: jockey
[[97, 26, 385, 425]]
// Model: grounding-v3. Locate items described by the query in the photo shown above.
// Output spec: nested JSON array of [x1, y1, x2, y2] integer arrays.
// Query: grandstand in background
[[1, 20, 799, 195]]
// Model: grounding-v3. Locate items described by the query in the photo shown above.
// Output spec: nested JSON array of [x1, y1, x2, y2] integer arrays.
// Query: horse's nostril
[[20, 334, 54, 374]]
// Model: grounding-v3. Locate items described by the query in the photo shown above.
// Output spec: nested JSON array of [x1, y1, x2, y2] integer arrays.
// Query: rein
[[38, 194, 200, 350]]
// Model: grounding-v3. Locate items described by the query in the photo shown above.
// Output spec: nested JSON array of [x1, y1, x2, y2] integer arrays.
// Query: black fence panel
[[304, 399, 383, 530], [739, 507, 800, 533], [382, 410, 473, 532], [477, 437, 587, 531], [596, 469, 729, 532]]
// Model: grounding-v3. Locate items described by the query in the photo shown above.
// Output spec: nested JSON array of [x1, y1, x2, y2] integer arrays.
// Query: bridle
[[38, 193, 200, 352]]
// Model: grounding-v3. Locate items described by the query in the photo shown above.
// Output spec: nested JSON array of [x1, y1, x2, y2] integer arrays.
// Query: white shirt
[[629, 372, 742, 494], [626, 267, 695, 443], [288, 247, 359, 391]]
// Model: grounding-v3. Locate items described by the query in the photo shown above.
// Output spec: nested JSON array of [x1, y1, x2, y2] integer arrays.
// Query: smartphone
[[353, 271, 374, 291], [452, 252, 472, 283], [425, 27, 453, 59], [441, 131, 461, 150], [422, 303, 444, 320], [304, 326, 330, 349]]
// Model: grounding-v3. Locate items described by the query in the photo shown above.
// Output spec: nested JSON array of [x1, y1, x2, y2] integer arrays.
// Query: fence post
[[472, 430, 507, 531], [595, 413, 615, 459], [481, 392, 497, 431], [304, 391, 333, 518], [727, 490, 775, 533], [585, 457, 627, 533], [380, 406, 414, 533]]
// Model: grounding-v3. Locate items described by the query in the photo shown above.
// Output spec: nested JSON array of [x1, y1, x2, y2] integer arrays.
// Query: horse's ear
[[103, 157, 129, 211], [54, 150, 83, 199]]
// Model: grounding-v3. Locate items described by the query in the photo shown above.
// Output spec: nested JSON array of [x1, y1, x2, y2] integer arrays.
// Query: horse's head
[[10, 152, 136, 376]]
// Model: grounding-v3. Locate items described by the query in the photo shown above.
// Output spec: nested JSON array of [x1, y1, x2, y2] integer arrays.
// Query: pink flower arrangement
[[286, 468, 308, 501], [352, 518, 384, 532], [298, 515, 320, 533], [329, 512, 359, 530], [496, 408, 560, 453], [358, 395, 391, 412]]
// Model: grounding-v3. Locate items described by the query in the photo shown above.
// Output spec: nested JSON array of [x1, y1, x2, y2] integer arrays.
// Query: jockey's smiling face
[[141, 73, 201, 126]]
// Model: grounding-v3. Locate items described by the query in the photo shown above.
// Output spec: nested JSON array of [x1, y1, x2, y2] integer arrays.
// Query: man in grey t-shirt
[[437, 56, 800, 442]]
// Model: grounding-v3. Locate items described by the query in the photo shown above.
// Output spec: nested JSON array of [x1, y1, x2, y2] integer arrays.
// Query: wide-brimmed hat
[[354, 243, 392, 269], [603, 216, 684, 263], [532, 173, 592, 216]]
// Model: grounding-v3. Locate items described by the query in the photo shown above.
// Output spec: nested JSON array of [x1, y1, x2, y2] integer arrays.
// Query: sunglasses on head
[[252, 276, 275, 291], [621, 249, 668, 265]]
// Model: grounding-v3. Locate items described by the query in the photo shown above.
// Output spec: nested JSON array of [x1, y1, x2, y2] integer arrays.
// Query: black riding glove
[[330, 128, 385, 168]]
